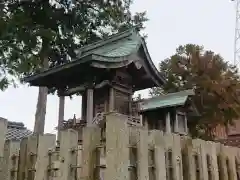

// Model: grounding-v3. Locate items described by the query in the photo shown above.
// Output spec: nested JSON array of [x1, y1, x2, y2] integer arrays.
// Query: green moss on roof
[[140, 89, 194, 111]]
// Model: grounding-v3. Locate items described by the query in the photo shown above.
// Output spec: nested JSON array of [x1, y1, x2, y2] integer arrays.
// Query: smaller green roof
[[140, 89, 194, 112]]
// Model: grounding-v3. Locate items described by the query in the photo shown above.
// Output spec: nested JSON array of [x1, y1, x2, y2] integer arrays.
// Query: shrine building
[[24, 29, 198, 136]]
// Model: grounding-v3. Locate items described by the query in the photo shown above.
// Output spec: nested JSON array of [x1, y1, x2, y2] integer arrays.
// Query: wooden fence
[[0, 113, 240, 180]]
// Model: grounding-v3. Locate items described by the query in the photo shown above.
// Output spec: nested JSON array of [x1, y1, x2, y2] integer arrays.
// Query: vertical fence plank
[[17, 137, 28, 180], [199, 140, 208, 180], [81, 127, 101, 180], [153, 131, 166, 180], [183, 137, 196, 180], [172, 134, 183, 180], [0, 118, 7, 157], [1, 140, 20, 180], [207, 142, 220, 180], [26, 135, 38, 180], [218, 144, 229, 180], [57, 129, 78, 180], [0, 118, 8, 177], [34, 134, 56, 180], [137, 128, 149, 180], [105, 113, 129, 180]]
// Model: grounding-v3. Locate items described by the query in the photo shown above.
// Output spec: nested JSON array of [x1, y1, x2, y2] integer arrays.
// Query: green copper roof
[[140, 89, 194, 112], [75, 31, 140, 61], [24, 28, 166, 88]]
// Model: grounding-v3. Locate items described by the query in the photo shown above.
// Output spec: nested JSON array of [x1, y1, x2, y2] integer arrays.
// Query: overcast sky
[[0, 0, 236, 133]]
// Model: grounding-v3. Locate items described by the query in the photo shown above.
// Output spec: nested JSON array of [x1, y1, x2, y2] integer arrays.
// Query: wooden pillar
[[140, 114, 143, 126], [143, 116, 149, 130], [166, 112, 171, 133], [184, 116, 188, 134], [86, 88, 94, 126], [174, 112, 178, 133], [81, 93, 86, 120], [58, 96, 65, 141], [109, 88, 114, 112]]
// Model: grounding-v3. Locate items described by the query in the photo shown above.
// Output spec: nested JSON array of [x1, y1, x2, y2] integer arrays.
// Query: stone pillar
[[1, 140, 20, 180], [199, 140, 208, 180], [166, 112, 171, 133], [105, 113, 129, 180], [154, 131, 166, 180], [137, 129, 149, 180], [172, 135, 183, 180], [58, 129, 78, 180], [34, 134, 56, 180], [109, 88, 114, 112], [208, 142, 220, 180], [182, 138, 196, 180], [58, 96, 65, 141], [86, 88, 94, 126], [81, 127, 101, 180]]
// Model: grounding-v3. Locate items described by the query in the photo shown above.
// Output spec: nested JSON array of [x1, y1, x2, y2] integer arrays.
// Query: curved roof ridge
[[144, 89, 194, 102], [75, 28, 137, 56]]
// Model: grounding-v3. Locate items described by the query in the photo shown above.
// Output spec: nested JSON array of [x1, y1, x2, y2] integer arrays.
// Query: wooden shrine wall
[[1, 113, 240, 180]]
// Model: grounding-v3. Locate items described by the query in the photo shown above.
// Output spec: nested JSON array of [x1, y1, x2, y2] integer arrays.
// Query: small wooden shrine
[[138, 89, 199, 135], [24, 29, 198, 135]]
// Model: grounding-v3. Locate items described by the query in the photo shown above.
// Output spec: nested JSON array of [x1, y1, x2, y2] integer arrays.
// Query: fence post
[[153, 131, 166, 180], [58, 129, 78, 180], [105, 113, 129, 180], [137, 128, 149, 180], [81, 126, 101, 180], [17, 137, 28, 180], [0, 118, 7, 157], [207, 142, 220, 180], [1, 140, 20, 180], [182, 138, 196, 180], [0, 117, 8, 177], [17, 135, 38, 180], [34, 134, 56, 180], [172, 134, 183, 180], [199, 140, 208, 180]]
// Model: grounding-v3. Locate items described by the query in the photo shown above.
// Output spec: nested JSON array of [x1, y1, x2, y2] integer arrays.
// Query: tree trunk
[[33, 57, 49, 135]]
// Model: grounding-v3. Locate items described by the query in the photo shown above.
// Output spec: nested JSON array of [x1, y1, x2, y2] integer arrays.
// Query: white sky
[[0, 0, 236, 133]]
